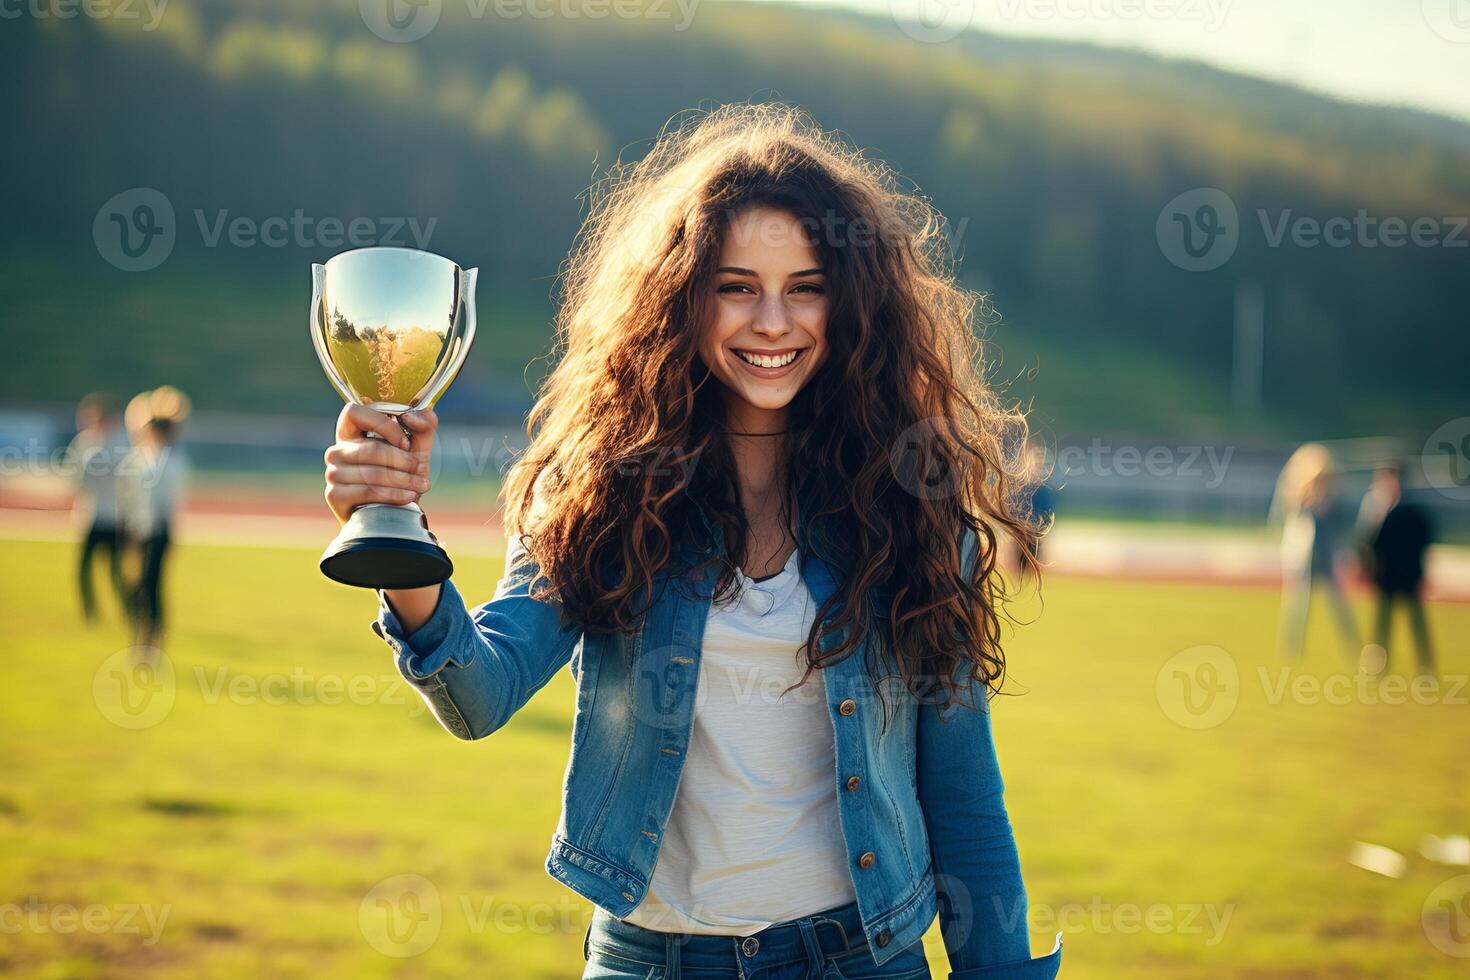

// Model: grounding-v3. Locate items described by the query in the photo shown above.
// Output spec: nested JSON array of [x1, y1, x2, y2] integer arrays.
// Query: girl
[[1269, 442, 1361, 663], [122, 386, 190, 655], [325, 104, 1061, 979]]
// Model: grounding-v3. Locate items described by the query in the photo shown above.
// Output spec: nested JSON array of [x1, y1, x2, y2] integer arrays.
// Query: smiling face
[[697, 207, 829, 431]]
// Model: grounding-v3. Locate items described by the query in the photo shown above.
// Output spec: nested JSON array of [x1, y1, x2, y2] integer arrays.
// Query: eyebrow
[[716, 266, 825, 277]]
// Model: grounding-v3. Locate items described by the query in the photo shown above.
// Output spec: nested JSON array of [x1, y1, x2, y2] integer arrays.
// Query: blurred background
[[0, 1, 1466, 977]]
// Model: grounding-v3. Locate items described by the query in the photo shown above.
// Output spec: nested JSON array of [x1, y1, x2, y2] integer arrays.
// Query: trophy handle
[[309, 262, 361, 407], [415, 266, 478, 411]]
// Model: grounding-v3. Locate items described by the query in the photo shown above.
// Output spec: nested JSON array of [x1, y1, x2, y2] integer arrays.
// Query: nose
[[750, 292, 792, 340]]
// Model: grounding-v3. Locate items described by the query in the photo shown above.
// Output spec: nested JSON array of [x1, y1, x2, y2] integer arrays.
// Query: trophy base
[[319, 503, 453, 590]]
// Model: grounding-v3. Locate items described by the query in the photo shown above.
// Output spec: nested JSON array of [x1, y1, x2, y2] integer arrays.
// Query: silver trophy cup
[[310, 246, 478, 589]]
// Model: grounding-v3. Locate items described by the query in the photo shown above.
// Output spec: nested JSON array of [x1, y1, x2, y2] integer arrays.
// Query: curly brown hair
[[501, 102, 1044, 713]]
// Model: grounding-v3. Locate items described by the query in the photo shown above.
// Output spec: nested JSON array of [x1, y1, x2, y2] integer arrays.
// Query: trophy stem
[[320, 503, 453, 590]]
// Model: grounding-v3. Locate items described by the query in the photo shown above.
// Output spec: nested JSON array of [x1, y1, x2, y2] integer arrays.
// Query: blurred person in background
[[1024, 441, 1056, 568], [1269, 443, 1361, 662], [1003, 439, 1055, 580], [63, 391, 131, 624], [1355, 460, 1435, 677], [121, 386, 191, 654], [121, 388, 158, 612]]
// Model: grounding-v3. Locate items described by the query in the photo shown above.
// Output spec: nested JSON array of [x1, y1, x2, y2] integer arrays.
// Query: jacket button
[[858, 851, 876, 870], [876, 928, 891, 947], [846, 775, 861, 792], [838, 698, 856, 716]]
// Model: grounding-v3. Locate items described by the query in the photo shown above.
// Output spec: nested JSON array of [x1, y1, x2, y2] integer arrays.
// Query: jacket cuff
[[371, 579, 473, 681], [949, 935, 1062, 980]]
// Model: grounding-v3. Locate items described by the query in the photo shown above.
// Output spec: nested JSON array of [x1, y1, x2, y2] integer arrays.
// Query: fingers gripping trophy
[[310, 247, 477, 589]]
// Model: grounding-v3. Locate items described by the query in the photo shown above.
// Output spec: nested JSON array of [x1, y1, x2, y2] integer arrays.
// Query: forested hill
[[4, 1, 1466, 439]]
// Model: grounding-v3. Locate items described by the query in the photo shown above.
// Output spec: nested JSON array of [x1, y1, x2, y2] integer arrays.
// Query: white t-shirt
[[622, 547, 857, 935], [120, 444, 189, 540], [65, 425, 131, 528]]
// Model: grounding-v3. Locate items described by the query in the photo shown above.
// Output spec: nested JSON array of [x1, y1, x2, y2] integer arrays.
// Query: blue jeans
[[1279, 563, 1359, 660], [581, 899, 934, 979]]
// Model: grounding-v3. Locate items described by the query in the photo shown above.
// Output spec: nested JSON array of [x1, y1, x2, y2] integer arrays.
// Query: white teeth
[[736, 350, 799, 368]]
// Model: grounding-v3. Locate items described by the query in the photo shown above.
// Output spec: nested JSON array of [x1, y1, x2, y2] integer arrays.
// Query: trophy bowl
[[310, 246, 477, 589]]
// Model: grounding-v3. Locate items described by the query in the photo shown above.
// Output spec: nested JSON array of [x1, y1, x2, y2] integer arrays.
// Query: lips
[[730, 347, 809, 379], [734, 348, 802, 368]]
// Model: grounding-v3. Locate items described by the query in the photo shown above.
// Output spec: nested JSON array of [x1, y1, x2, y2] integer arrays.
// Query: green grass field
[[1, 537, 1467, 978]]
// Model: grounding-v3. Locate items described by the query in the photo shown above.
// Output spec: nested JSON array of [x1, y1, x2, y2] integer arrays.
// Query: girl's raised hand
[[323, 404, 438, 526]]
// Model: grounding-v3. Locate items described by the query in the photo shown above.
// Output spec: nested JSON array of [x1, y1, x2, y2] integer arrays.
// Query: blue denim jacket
[[371, 492, 1063, 978]]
